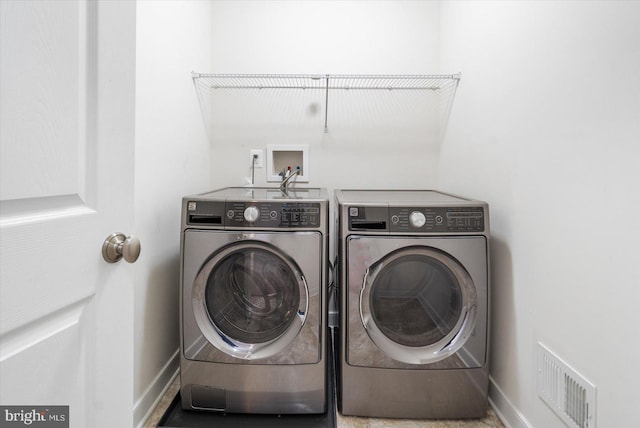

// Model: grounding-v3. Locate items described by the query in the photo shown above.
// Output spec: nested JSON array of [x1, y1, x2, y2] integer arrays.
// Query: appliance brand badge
[[188, 202, 197, 211], [0, 406, 68, 427], [349, 207, 359, 217]]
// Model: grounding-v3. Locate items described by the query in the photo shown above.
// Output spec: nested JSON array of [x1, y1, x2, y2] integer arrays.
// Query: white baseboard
[[489, 376, 531, 428], [134, 349, 180, 428]]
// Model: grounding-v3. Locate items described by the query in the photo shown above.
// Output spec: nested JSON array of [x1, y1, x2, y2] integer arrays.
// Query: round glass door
[[360, 246, 477, 364], [192, 241, 308, 360]]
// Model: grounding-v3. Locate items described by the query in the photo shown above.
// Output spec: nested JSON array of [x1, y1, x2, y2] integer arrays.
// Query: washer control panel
[[226, 201, 321, 228], [186, 200, 321, 228], [390, 206, 485, 232]]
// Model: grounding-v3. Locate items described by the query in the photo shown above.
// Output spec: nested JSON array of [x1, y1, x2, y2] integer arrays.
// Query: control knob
[[409, 211, 426, 228], [243, 206, 260, 223]]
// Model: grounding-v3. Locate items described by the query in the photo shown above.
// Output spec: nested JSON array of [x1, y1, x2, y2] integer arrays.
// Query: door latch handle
[[102, 233, 141, 263]]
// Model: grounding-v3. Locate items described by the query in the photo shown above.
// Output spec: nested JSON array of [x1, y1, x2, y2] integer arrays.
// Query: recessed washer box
[[267, 144, 309, 183]]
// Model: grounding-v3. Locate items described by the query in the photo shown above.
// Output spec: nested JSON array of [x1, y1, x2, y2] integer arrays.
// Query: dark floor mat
[[157, 391, 335, 428]]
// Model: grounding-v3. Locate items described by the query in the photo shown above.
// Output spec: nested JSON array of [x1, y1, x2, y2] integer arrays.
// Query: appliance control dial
[[409, 211, 426, 228], [243, 206, 260, 223]]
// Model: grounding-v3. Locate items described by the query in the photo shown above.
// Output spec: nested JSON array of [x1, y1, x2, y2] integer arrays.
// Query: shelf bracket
[[324, 75, 329, 133]]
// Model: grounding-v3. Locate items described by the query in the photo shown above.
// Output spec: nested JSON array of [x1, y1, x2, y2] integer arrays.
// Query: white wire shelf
[[192, 72, 460, 133], [192, 73, 459, 90]]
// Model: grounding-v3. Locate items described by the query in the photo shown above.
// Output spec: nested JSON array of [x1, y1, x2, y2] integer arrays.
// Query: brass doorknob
[[102, 233, 141, 263]]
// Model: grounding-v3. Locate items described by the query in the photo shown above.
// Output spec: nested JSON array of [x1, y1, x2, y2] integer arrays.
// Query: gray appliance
[[180, 187, 329, 414], [335, 190, 490, 419]]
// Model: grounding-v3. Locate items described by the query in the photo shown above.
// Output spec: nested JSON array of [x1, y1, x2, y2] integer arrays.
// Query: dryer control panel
[[389, 206, 485, 232], [348, 205, 485, 233]]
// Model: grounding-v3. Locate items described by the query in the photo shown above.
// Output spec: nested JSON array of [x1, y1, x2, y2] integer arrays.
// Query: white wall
[[438, 2, 640, 427], [206, 1, 443, 192], [133, 2, 212, 426]]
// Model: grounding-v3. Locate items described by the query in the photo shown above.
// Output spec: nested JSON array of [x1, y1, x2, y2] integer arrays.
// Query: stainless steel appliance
[[335, 190, 490, 419], [180, 187, 329, 414]]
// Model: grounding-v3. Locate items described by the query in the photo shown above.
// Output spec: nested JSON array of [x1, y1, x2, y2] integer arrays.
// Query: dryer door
[[347, 236, 486, 367], [191, 240, 309, 360]]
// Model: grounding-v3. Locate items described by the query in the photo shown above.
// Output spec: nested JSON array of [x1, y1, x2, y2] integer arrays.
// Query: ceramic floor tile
[[143, 377, 180, 428], [336, 407, 504, 427]]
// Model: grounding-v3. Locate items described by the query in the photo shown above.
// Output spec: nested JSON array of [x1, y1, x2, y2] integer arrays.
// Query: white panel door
[[0, 2, 136, 427]]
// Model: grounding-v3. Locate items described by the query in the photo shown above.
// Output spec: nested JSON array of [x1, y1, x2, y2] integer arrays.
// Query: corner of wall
[[489, 376, 531, 428], [134, 350, 179, 428]]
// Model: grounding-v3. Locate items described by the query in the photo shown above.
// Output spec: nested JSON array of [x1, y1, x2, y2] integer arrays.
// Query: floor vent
[[537, 342, 597, 428]]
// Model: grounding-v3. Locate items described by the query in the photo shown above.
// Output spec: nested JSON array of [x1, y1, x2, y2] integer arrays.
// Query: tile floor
[[143, 378, 180, 428], [144, 377, 505, 428], [336, 409, 504, 428]]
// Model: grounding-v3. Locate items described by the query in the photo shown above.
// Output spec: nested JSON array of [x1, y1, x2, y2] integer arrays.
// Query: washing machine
[[335, 190, 489, 419], [180, 187, 329, 414]]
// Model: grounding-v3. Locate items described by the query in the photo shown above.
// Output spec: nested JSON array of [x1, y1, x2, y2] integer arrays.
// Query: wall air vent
[[537, 342, 597, 428]]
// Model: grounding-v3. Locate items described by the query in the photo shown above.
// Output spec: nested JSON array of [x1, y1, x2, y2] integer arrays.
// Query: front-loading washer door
[[346, 236, 487, 368], [183, 230, 322, 362], [192, 240, 308, 360]]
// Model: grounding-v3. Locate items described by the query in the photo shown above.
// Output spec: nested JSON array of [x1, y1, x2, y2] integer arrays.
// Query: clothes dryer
[[180, 187, 329, 414], [335, 190, 489, 419]]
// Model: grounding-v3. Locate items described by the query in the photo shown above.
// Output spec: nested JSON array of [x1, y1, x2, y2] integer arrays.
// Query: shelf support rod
[[324, 75, 329, 133]]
